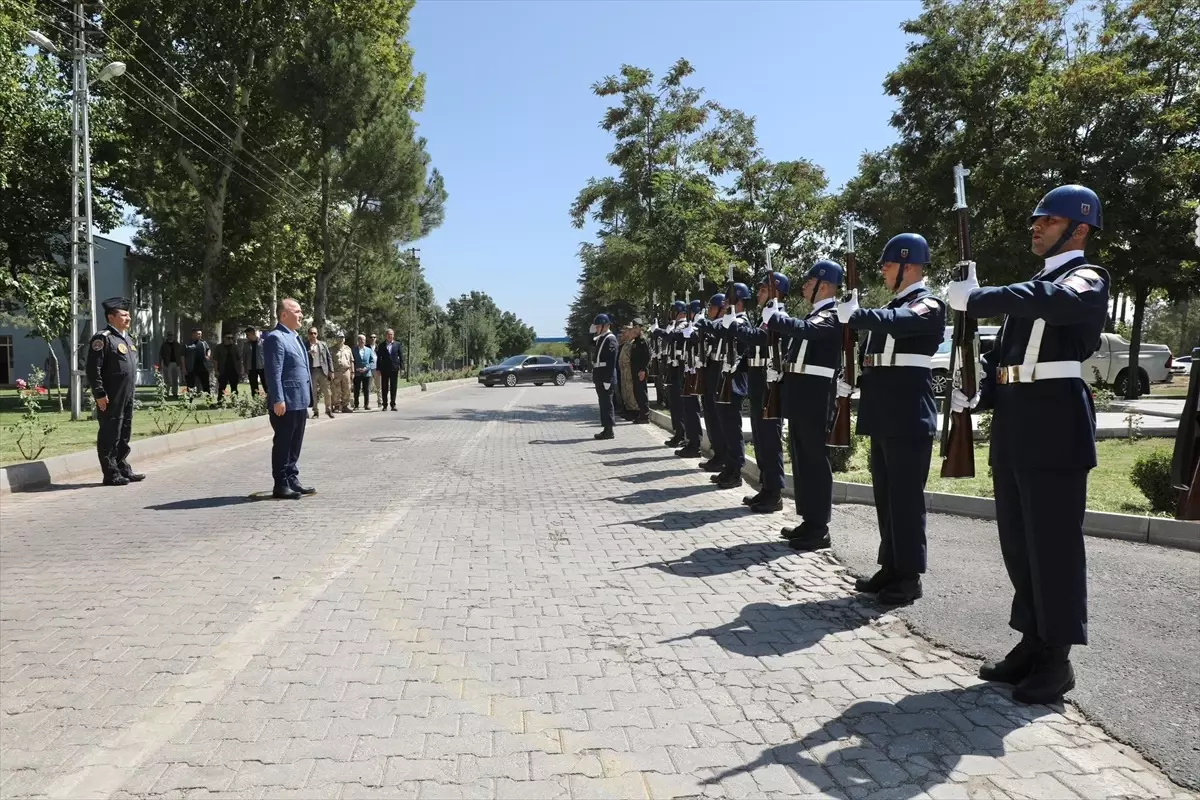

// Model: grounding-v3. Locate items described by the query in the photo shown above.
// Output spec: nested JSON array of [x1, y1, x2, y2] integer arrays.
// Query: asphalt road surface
[[833, 503, 1200, 790]]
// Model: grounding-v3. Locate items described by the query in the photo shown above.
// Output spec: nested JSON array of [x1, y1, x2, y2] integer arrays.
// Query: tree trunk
[[1177, 298, 1190, 359], [1125, 284, 1149, 400], [314, 155, 333, 329], [46, 341, 63, 412], [1118, 293, 1128, 328]]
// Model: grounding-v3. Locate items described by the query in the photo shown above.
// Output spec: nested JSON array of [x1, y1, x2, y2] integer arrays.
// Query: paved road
[[833, 508, 1200, 791], [0, 381, 1193, 800]]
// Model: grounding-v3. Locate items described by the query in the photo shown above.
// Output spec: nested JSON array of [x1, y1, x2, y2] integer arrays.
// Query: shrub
[[830, 431, 868, 473], [7, 366, 58, 460], [1130, 450, 1178, 514]]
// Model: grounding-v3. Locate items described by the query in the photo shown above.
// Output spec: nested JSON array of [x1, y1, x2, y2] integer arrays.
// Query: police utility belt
[[861, 353, 933, 369], [784, 340, 834, 379], [995, 361, 1081, 384]]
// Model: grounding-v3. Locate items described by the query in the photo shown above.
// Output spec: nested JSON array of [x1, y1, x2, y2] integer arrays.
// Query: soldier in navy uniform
[[946, 185, 1108, 704], [713, 283, 752, 490], [85, 297, 145, 486], [735, 272, 789, 514], [591, 313, 618, 440], [838, 234, 946, 605], [766, 261, 844, 551], [674, 300, 705, 458], [663, 301, 688, 448], [695, 293, 728, 475]]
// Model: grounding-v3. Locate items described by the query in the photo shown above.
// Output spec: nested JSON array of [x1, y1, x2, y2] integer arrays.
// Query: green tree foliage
[[495, 311, 536, 358]]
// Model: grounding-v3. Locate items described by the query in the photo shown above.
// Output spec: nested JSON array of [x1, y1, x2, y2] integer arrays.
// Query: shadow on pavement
[[14, 481, 104, 493], [706, 686, 1054, 797], [593, 446, 664, 455], [614, 468, 698, 484], [416, 405, 591, 425], [606, 484, 717, 505], [529, 438, 596, 446], [624, 541, 795, 576], [146, 495, 255, 511], [602, 456, 675, 467], [618, 505, 750, 531], [666, 598, 881, 658]]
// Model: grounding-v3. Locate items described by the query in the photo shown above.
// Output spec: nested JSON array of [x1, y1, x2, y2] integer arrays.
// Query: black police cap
[[101, 297, 130, 314]]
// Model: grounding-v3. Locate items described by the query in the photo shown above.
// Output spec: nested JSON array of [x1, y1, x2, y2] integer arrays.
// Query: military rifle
[[940, 163, 979, 478], [762, 251, 783, 420], [828, 219, 859, 447], [716, 263, 736, 404]]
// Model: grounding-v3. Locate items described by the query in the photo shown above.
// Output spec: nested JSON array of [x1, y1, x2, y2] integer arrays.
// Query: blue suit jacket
[[263, 323, 312, 409]]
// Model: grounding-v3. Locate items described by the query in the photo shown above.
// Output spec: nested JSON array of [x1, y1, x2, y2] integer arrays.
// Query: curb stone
[[0, 378, 476, 495], [646, 408, 1198, 553]]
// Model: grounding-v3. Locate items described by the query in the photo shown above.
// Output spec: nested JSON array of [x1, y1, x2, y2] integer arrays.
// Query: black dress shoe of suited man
[[749, 495, 783, 514], [674, 445, 702, 458], [979, 634, 1042, 685], [783, 524, 831, 551], [289, 482, 317, 496], [273, 485, 301, 500], [717, 472, 743, 490], [877, 576, 922, 605], [742, 491, 761, 506], [1013, 646, 1075, 705], [664, 435, 684, 447], [594, 428, 615, 440], [854, 568, 897, 593], [698, 457, 723, 473]]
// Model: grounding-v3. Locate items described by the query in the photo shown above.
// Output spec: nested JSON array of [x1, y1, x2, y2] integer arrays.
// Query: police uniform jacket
[[592, 329, 619, 387], [767, 297, 841, 432], [630, 336, 650, 373], [733, 313, 771, 399], [722, 312, 753, 398], [850, 282, 946, 437], [667, 320, 688, 384], [86, 325, 139, 402], [969, 252, 1109, 471]]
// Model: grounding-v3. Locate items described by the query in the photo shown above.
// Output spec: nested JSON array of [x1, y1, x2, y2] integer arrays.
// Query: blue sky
[[110, 0, 921, 338]]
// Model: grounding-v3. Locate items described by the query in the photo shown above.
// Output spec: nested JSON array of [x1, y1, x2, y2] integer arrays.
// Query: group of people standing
[[586, 184, 1110, 707]]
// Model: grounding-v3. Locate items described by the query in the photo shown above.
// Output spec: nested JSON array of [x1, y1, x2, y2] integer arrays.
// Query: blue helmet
[[804, 260, 845, 287], [592, 313, 611, 326], [758, 271, 790, 296], [708, 293, 726, 309], [1032, 184, 1103, 230], [878, 233, 931, 266], [688, 299, 703, 315], [671, 300, 686, 314], [731, 282, 751, 301]]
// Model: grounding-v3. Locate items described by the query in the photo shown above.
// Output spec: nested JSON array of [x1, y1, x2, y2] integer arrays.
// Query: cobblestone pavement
[[1, 382, 1193, 800]]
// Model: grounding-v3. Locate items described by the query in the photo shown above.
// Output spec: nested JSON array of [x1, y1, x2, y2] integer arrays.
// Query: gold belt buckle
[[996, 366, 1020, 385]]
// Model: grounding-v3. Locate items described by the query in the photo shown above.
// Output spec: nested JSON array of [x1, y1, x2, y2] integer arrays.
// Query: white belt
[[862, 353, 933, 369], [595, 361, 607, 367], [996, 361, 1081, 384], [785, 364, 835, 378], [746, 358, 767, 367]]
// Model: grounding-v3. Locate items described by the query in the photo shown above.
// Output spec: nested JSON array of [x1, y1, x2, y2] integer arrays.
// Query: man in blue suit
[[264, 298, 315, 499]]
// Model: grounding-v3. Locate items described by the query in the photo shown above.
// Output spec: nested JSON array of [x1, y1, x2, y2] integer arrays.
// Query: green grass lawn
[[750, 437, 1174, 517]]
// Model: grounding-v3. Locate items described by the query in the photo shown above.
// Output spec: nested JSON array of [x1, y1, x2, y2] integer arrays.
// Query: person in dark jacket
[[158, 332, 184, 398], [86, 297, 143, 486], [591, 314, 618, 439], [629, 320, 651, 423], [375, 328, 405, 410]]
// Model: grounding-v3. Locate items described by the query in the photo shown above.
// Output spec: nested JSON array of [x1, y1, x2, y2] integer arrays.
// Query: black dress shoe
[[273, 486, 301, 500], [877, 577, 923, 605], [980, 635, 1042, 685], [854, 568, 897, 593], [633, 416, 650, 424], [390, 405, 397, 411], [594, 428, 615, 440], [717, 472, 743, 490], [312, 412, 320, 419], [103, 474, 130, 486], [710, 473, 725, 484], [750, 495, 784, 514], [664, 435, 684, 447], [289, 483, 317, 496], [675, 445, 702, 458], [698, 458, 723, 473], [120, 468, 146, 482], [742, 491, 762, 507], [788, 526, 831, 551], [1012, 646, 1075, 705]]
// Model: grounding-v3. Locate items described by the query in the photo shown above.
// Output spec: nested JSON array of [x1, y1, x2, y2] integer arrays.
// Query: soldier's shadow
[[666, 599, 881, 658], [705, 685, 1055, 798], [614, 468, 697, 484], [593, 446, 664, 455], [606, 484, 721, 506], [618, 505, 750, 531], [602, 455, 675, 467], [627, 542, 794, 576]]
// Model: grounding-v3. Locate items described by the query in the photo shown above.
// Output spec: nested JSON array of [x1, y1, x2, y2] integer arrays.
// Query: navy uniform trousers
[[594, 383, 615, 430], [748, 381, 785, 496], [700, 371, 727, 464], [787, 415, 833, 528], [717, 392, 746, 472], [668, 370, 685, 438], [870, 436, 932, 576], [681, 393, 702, 446]]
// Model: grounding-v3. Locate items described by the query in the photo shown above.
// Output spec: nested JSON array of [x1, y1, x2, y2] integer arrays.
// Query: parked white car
[[1169, 355, 1192, 376]]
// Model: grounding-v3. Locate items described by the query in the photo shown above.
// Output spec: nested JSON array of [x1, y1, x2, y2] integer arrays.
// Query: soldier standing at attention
[[663, 301, 688, 448], [946, 185, 1108, 704], [713, 283, 752, 491], [695, 293, 729, 475], [837, 234, 946, 605], [765, 260, 844, 551], [86, 297, 144, 486], [591, 313, 618, 440], [674, 300, 705, 459], [330, 336, 355, 413], [736, 272, 789, 514]]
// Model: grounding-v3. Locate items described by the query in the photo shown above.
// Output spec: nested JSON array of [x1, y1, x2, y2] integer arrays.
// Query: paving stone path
[[1, 382, 1193, 799]]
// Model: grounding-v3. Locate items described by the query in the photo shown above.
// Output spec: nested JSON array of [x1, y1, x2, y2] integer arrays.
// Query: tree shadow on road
[[704, 685, 1055, 798], [606, 484, 718, 505], [613, 468, 698, 484], [617, 505, 751, 531], [145, 496, 255, 511], [624, 541, 795, 576]]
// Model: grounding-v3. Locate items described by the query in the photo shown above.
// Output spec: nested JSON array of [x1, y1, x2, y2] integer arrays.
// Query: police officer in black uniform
[[735, 272, 789, 514], [838, 234, 946, 605], [629, 319, 651, 424], [695, 294, 728, 474], [663, 300, 688, 448], [946, 185, 1108, 704], [766, 261, 844, 551], [713, 284, 751, 490], [86, 297, 145, 486], [675, 300, 705, 458], [591, 313, 618, 440]]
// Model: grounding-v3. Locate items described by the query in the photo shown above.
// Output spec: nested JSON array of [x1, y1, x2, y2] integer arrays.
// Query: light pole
[[407, 248, 419, 380], [28, 6, 125, 421]]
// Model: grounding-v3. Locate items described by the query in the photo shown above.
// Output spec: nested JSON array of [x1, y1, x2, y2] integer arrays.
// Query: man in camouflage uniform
[[331, 335, 355, 413]]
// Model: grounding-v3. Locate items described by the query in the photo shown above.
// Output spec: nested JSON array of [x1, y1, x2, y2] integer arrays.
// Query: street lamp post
[[407, 248, 419, 381], [28, 3, 125, 421]]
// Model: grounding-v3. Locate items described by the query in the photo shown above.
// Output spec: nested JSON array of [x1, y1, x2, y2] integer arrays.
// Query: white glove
[[681, 325, 694, 339], [603, 383, 611, 391], [947, 261, 979, 312], [721, 312, 736, 328], [836, 290, 859, 323], [766, 368, 782, 383], [836, 380, 853, 398], [761, 300, 776, 324], [950, 389, 980, 413], [649, 321, 659, 333]]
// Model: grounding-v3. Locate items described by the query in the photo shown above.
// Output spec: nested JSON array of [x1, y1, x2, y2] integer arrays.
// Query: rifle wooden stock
[[828, 228, 858, 448], [940, 164, 978, 479]]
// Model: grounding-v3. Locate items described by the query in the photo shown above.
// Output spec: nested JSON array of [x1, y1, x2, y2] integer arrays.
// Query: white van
[[931, 326, 1001, 396]]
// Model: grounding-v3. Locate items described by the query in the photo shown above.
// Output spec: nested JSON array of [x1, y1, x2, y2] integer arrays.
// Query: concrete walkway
[[0, 383, 1193, 799]]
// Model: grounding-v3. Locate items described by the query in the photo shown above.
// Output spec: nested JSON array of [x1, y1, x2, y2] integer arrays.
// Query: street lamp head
[[95, 61, 127, 83], [27, 29, 59, 54]]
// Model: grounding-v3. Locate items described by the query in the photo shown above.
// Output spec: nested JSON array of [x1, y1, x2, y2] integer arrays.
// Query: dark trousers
[[595, 384, 615, 430], [668, 376, 685, 436], [247, 369, 264, 396], [218, 370, 240, 398], [682, 394, 702, 446], [701, 384, 726, 463], [717, 396, 745, 472], [96, 393, 134, 477], [379, 371, 400, 407], [869, 435, 933, 576], [749, 397, 785, 496], [189, 367, 211, 394], [788, 422, 833, 527], [269, 409, 307, 488], [354, 374, 372, 408], [634, 374, 649, 416], [654, 374, 667, 407], [993, 464, 1089, 645]]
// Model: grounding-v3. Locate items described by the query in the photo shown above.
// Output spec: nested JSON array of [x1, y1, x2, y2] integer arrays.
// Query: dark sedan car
[[479, 355, 574, 387]]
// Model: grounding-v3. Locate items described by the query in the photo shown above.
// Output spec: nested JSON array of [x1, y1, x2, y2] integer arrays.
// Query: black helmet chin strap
[[892, 263, 907, 293], [1042, 220, 1081, 259], [809, 281, 819, 306]]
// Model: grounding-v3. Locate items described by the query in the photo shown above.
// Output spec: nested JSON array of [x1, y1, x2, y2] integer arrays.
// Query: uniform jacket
[[630, 336, 650, 373], [240, 339, 265, 374], [353, 345, 376, 374], [850, 283, 946, 437], [307, 339, 333, 376], [721, 312, 752, 398], [86, 325, 138, 401], [214, 343, 244, 376], [263, 323, 312, 409], [332, 343, 355, 373], [732, 310, 771, 399], [592, 330, 619, 386], [767, 298, 841, 432], [970, 253, 1109, 470], [185, 338, 211, 373], [158, 339, 183, 367], [376, 340, 405, 374]]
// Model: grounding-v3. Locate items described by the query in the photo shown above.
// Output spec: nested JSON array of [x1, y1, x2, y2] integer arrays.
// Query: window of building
[[0, 335, 12, 385]]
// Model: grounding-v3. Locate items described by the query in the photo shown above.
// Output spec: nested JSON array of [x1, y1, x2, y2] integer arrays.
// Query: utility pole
[[407, 248, 419, 380]]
